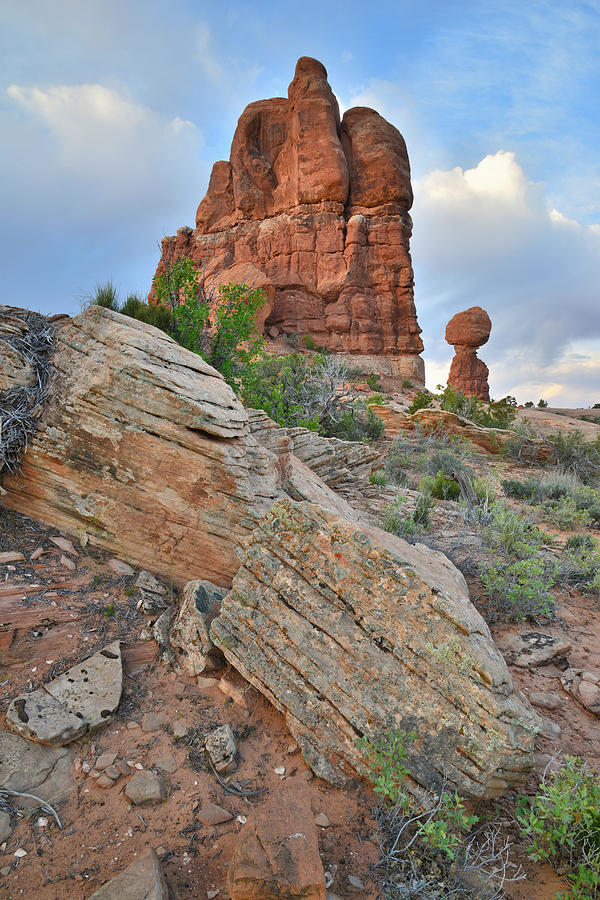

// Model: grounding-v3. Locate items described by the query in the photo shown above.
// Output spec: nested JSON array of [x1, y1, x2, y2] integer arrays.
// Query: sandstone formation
[[150, 57, 424, 383], [446, 306, 492, 401], [247, 408, 380, 489], [228, 782, 325, 899], [211, 500, 540, 798], [0, 305, 355, 587]]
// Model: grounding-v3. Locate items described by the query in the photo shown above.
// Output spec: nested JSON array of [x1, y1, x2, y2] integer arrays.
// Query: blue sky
[[2, 0, 599, 405]]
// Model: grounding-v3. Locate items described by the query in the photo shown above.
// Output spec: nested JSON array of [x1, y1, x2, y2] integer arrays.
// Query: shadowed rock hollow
[[151, 56, 424, 383]]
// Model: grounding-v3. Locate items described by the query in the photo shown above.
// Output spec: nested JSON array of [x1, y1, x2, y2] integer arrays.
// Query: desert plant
[[545, 431, 600, 485], [88, 281, 120, 310], [367, 372, 383, 391], [481, 503, 549, 557], [538, 496, 592, 530], [480, 556, 556, 622], [382, 491, 434, 539], [438, 385, 518, 429], [420, 470, 461, 501], [524, 400, 535, 408], [369, 469, 388, 486], [407, 390, 434, 414], [401, 378, 414, 391], [537, 398, 549, 408], [558, 536, 600, 599], [303, 333, 316, 350], [517, 756, 600, 899]]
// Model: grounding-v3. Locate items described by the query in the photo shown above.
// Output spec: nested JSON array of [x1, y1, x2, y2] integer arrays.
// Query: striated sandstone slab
[[211, 500, 541, 799]]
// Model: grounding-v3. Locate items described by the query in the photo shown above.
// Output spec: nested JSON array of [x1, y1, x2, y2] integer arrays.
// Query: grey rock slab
[[513, 633, 572, 668], [155, 753, 178, 775], [0, 730, 73, 809], [135, 571, 167, 596], [88, 849, 169, 900], [528, 691, 565, 711], [49, 536, 78, 556], [44, 640, 122, 731], [141, 713, 164, 733], [96, 751, 118, 770], [124, 770, 166, 806], [198, 801, 233, 826], [6, 687, 87, 746], [107, 559, 135, 576]]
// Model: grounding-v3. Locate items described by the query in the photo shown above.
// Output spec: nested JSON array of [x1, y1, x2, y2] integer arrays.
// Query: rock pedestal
[[150, 57, 425, 384], [445, 306, 492, 401]]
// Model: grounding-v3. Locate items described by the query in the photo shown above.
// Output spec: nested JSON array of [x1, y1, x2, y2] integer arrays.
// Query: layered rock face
[[151, 57, 424, 382], [446, 306, 492, 401], [0, 306, 354, 587], [211, 500, 540, 798]]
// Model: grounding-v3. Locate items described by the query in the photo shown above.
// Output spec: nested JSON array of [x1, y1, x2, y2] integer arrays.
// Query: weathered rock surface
[[211, 500, 540, 798], [228, 782, 325, 899], [150, 57, 424, 382], [446, 307, 492, 401], [247, 408, 379, 489], [6, 641, 122, 745], [170, 580, 226, 675], [0, 730, 73, 808], [0, 306, 36, 391], [562, 669, 600, 716], [1, 305, 355, 586], [88, 849, 169, 900]]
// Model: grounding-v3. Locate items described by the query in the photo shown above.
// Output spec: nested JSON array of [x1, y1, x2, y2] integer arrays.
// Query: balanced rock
[[0, 305, 351, 586], [445, 306, 492, 401], [150, 57, 424, 384], [211, 500, 540, 798]]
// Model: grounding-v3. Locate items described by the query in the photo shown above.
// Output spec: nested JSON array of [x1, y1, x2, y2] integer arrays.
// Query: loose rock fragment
[[205, 724, 237, 773], [88, 849, 169, 899], [124, 771, 166, 806]]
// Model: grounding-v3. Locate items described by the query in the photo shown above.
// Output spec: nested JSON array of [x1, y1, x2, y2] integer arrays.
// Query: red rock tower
[[445, 306, 491, 401], [150, 57, 425, 384]]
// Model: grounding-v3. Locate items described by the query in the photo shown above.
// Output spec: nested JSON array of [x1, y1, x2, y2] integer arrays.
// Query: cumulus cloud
[[412, 151, 600, 405]]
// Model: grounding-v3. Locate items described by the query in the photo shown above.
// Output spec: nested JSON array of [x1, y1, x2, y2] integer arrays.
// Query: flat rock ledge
[[211, 500, 541, 799]]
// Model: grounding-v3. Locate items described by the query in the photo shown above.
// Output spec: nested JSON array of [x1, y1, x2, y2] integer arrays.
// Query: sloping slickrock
[[369, 403, 551, 458], [150, 57, 424, 382], [0, 730, 73, 808], [6, 641, 122, 745], [247, 408, 379, 488], [211, 500, 540, 798], [1, 305, 352, 586], [228, 782, 325, 899], [88, 849, 169, 900]]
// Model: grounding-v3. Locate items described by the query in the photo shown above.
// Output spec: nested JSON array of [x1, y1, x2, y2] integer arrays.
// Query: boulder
[[1, 305, 355, 587], [228, 782, 325, 899], [445, 307, 492, 401], [88, 849, 169, 900], [150, 57, 424, 382], [211, 500, 540, 798]]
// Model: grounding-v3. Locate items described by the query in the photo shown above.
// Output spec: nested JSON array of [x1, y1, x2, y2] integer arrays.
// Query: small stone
[[156, 846, 167, 858], [108, 559, 134, 576], [60, 554, 77, 571], [172, 721, 189, 738], [314, 813, 330, 827], [540, 718, 562, 740], [96, 751, 117, 770], [141, 713, 164, 733], [1, 865, 11, 876], [96, 774, 115, 788], [286, 743, 299, 754], [274, 766, 285, 776], [156, 753, 178, 774], [205, 724, 237, 773], [50, 536, 78, 556], [30, 547, 44, 560], [236, 815, 247, 825], [104, 765, 122, 780], [302, 770, 313, 782], [197, 677, 219, 690], [81, 760, 91, 773], [218, 674, 248, 706], [124, 770, 166, 806], [198, 802, 233, 826], [116, 760, 133, 776], [207, 891, 219, 899], [36, 817, 48, 828], [126, 721, 140, 730], [348, 875, 365, 891], [135, 763, 144, 770], [14, 848, 27, 858], [528, 691, 565, 711]]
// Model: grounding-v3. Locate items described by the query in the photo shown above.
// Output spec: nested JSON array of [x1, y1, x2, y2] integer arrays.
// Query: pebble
[[236, 815, 247, 825], [348, 875, 365, 891], [108, 558, 134, 576], [60, 554, 77, 571], [156, 753, 178, 774], [197, 676, 219, 690], [286, 743, 299, 754], [207, 891, 219, 899], [50, 536, 78, 556], [116, 760, 133, 776], [36, 817, 48, 828], [104, 765, 122, 780], [14, 848, 27, 858], [172, 720, 189, 738], [141, 712, 164, 732], [1, 865, 12, 876], [314, 813, 330, 827], [274, 766, 285, 776], [528, 691, 565, 711], [198, 802, 233, 826], [124, 770, 167, 806], [96, 751, 117, 770], [96, 774, 115, 788], [126, 721, 140, 730]]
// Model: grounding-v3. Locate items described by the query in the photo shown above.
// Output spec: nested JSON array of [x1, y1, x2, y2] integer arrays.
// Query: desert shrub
[[524, 400, 535, 408], [517, 756, 600, 899], [369, 469, 388, 486], [401, 378, 413, 391], [407, 390, 434, 414], [438, 385, 518, 429], [558, 536, 600, 598], [502, 471, 579, 503], [303, 333, 316, 350], [502, 424, 545, 466], [546, 431, 600, 485], [538, 496, 592, 530], [367, 372, 383, 391], [383, 426, 474, 486], [420, 471, 461, 501], [480, 556, 556, 622], [382, 491, 434, 538], [241, 352, 383, 442], [481, 503, 549, 557], [537, 398, 549, 408], [120, 294, 173, 333]]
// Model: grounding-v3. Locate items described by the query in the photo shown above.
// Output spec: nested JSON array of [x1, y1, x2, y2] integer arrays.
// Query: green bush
[[407, 390, 434, 414], [539, 496, 592, 530], [420, 471, 461, 501], [120, 294, 173, 332], [369, 469, 388, 486], [546, 431, 600, 485], [537, 398, 549, 408], [480, 556, 556, 622], [401, 378, 413, 391], [517, 756, 600, 899], [482, 503, 549, 557], [382, 491, 434, 538], [303, 333, 316, 350], [91, 281, 120, 310], [367, 372, 382, 391], [438, 385, 518, 429], [383, 426, 474, 486], [559, 536, 600, 599], [241, 352, 383, 442]]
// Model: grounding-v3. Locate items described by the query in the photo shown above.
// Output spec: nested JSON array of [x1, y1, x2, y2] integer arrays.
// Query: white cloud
[[415, 151, 600, 406]]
